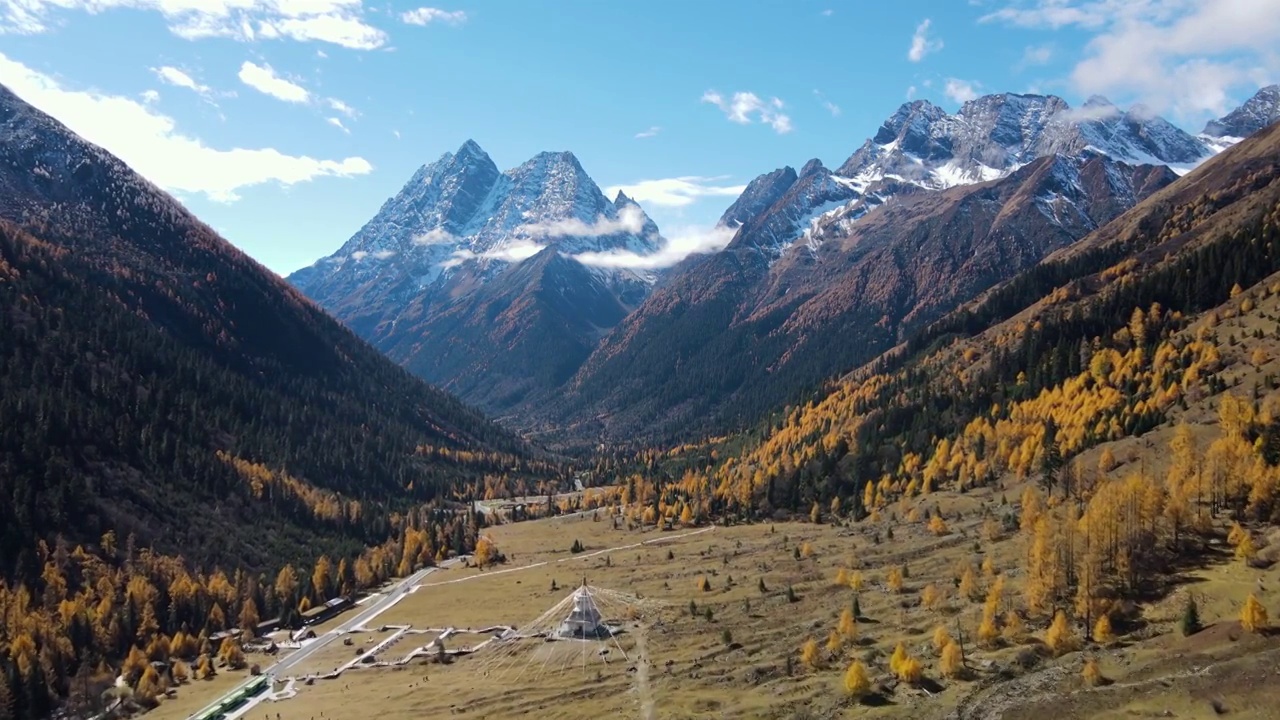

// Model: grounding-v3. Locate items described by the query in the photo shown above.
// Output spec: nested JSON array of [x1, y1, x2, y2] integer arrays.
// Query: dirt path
[[634, 623, 655, 720]]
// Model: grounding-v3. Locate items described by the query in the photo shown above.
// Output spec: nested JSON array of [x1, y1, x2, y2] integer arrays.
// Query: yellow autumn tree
[[843, 660, 871, 699], [474, 536, 497, 568], [922, 583, 944, 611], [889, 642, 908, 675], [826, 630, 842, 655], [928, 514, 950, 536], [959, 565, 979, 602], [800, 541, 815, 559], [1082, 657, 1104, 686], [801, 637, 822, 669], [1093, 614, 1114, 644], [887, 567, 904, 594], [932, 626, 953, 655], [1003, 610, 1025, 641], [896, 654, 924, 684], [940, 641, 964, 679], [834, 568, 849, 587], [848, 570, 863, 591], [838, 607, 857, 641], [1241, 593, 1268, 633], [1045, 610, 1078, 656]]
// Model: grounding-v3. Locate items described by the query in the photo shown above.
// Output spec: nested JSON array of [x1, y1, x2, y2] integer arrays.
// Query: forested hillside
[[0, 85, 568, 719], [651, 120, 1280, 520]]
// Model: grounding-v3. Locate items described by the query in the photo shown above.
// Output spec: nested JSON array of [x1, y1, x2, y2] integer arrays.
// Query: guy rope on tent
[[473, 578, 660, 681]]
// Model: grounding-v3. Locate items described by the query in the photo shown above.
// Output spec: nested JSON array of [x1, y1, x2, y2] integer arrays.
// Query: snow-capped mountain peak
[[1203, 84, 1280, 139], [725, 89, 1249, 263]]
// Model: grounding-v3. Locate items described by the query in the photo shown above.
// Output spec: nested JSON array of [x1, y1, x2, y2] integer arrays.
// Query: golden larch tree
[[1241, 593, 1268, 633], [843, 660, 871, 699]]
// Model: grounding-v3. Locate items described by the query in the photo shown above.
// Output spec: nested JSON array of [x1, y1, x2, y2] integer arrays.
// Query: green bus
[[189, 675, 269, 720]]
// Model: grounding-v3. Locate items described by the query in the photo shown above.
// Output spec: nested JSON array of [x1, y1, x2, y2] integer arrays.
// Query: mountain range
[[288, 84, 1280, 448]]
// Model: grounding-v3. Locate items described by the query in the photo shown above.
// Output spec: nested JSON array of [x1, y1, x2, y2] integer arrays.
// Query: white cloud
[[821, 8, 833, 16], [908, 18, 943, 62], [634, 125, 661, 139], [326, 116, 348, 133], [0, 0, 388, 49], [1021, 43, 1054, 66], [238, 60, 309, 103], [141, 89, 160, 104], [906, 85, 918, 100], [401, 7, 466, 25], [326, 97, 357, 117], [944, 78, 980, 103], [572, 224, 736, 271], [518, 205, 647, 240], [1055, 102, 1121, 122], [412, 228, 457, 246], [813, 89, 841, 116], [442, 241, 545, 269], [0, 52, 372, 202], [605, 176, 746, 208], [701, 90, 793, 134], [981, 0, 1280, 118], [152, 66, 211, 95]]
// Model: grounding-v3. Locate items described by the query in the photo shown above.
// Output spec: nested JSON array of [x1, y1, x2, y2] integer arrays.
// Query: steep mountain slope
[[1203, 84, 1280, 140], [289, 142, 660, 413], [700, 117, 1280, 520], [0, 82, 558, 580], [543, 151, 1176, 447], [528, 91, 1268, 448]]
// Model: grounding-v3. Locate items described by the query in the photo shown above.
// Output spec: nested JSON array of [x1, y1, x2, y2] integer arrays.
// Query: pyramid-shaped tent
[[556, 585, 610, 639]]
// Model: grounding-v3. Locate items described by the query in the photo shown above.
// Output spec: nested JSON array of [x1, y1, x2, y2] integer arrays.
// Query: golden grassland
[[145, 487, 1280, 720]]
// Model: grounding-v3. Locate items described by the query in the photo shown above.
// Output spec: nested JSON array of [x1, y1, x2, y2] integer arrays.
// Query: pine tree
[[1181, 595, 1202, 636], [0, 672, 14, 720]]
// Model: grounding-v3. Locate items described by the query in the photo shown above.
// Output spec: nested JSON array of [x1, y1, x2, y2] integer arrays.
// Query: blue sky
[[0, 0, 1277, 274]]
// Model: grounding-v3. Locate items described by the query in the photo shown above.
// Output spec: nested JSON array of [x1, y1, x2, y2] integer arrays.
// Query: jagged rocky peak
[[799, 158, 827, 177], [719, 166, 797, 228], [1204, 84, 1280, 139], [872, 99, 948, 145]]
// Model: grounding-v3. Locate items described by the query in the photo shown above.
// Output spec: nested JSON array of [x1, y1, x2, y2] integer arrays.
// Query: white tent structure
[[473, 580, 657, 681], [556, 586, 609, 639]]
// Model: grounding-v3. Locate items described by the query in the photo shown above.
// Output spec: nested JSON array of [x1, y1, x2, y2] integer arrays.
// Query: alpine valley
[[290, 86, 1280, 448]]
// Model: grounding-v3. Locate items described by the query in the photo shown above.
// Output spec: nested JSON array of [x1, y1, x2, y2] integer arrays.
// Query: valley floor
[[143, 482, 1280, 720]]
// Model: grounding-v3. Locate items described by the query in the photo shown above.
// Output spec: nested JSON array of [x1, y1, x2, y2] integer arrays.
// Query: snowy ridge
[[299, 140, 663, 288], [724, 87, 1271, 261]]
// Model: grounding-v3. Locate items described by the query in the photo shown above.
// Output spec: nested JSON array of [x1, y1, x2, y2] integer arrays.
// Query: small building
[[256, 616, 282, 635], [300, 596, 354, 627], [209, 628, 243, 644]]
